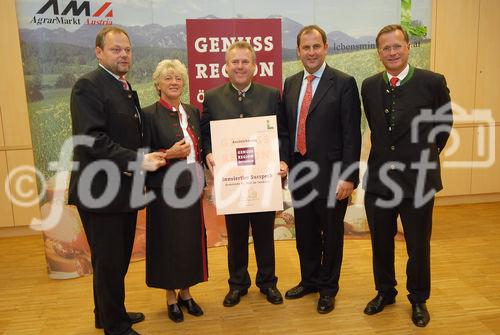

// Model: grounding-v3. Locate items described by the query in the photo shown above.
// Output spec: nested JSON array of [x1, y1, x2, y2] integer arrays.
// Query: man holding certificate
[[200, 41, 287, 307]]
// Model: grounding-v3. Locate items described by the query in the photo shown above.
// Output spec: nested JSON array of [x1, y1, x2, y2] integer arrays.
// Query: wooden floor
[[1, 203, 500, 335]]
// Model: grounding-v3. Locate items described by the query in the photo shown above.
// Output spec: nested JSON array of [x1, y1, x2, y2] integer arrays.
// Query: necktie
[[296, 74, 314, 155], [119, 76, 130, 91], [390, 76, 399, 87]]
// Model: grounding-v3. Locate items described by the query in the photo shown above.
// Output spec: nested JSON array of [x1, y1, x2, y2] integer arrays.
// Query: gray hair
[[152, 59, 188, 96], [225, 40, 256, 64]]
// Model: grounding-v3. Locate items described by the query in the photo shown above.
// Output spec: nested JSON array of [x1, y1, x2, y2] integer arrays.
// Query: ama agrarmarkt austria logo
[[31, 0, 113, 26]]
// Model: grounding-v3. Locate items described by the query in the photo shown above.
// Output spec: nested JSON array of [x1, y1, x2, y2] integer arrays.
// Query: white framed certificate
[[210, 115, 283, 215]]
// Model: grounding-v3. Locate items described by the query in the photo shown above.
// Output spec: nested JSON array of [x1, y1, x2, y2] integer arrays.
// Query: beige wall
[[432, 0, 500, 197], [0, 0, 40, 227], [0, 0, 499, 227]]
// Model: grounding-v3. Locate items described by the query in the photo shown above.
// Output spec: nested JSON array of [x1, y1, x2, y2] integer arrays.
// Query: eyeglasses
[[379, 44, 405, 54]]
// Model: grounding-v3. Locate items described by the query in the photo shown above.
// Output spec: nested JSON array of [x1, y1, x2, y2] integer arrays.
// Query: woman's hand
[[166, 139, 191, 159]]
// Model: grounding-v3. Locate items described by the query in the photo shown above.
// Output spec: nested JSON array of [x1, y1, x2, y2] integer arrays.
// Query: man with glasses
[[361, 24, 453, 327]]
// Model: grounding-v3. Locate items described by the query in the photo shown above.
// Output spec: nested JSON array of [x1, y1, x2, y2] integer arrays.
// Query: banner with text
[[186, 18, 282, 110]]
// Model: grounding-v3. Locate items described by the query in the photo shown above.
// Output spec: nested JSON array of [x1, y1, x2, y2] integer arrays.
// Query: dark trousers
[[78, 208, 137, 335], [364, 192, 434, 304], [291, 179, 348, 297], [225, 211, 277, 290]]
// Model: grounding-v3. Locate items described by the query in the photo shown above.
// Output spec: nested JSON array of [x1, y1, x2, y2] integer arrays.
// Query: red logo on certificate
[[236, 147, 256, 166]]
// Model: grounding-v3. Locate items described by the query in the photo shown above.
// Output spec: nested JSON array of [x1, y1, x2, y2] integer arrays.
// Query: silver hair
[[152, 59, 188, 96]]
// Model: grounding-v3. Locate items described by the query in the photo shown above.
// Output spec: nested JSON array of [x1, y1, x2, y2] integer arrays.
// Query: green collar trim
[[383, 65, 415, 86]]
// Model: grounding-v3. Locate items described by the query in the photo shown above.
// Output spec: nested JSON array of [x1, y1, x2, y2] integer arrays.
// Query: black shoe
[[223, 289, 248, 307], [411, 302, 430, 327], [178, 295, 204, 316], [317, 295, 335, 314], [105, 328, 140, 335], [96, 312, 145, 329], [168, 303, 184, 323], [260, 287, 283, 305], [284, 285, 318, 299], [363, 294, 396, 315]]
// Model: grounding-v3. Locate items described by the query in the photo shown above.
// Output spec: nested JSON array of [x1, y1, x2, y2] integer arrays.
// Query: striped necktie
[[119, 76, 130, 91], [296, 74, 314, 155]]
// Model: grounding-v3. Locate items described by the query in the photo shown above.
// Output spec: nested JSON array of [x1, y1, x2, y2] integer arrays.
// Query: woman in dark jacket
[[143, 59, 207, 323]]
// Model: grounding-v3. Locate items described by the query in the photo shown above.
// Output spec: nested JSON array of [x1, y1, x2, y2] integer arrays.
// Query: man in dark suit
[[201, 41, 287, 307], [69, 26, 166, 335], [278, 25, 361, 314], [361, 24, 452, 327]]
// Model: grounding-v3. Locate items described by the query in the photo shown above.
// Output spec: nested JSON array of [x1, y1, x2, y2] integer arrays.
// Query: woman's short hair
[[152, 59, 188, 96]]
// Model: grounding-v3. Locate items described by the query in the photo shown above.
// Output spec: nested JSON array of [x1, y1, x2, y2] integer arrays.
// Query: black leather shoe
[[223, 289, 248, 307], [96, 312, 145, 329], [284, 285, 318, 299], [260, 287, 283, 305], [105, 328, 140, 335], [363, 294, 396, 315], [411, 302, 430, 327], [317, 295, 335, 314], [178, 296, 204, 316], [168, 303, 184, 323]]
